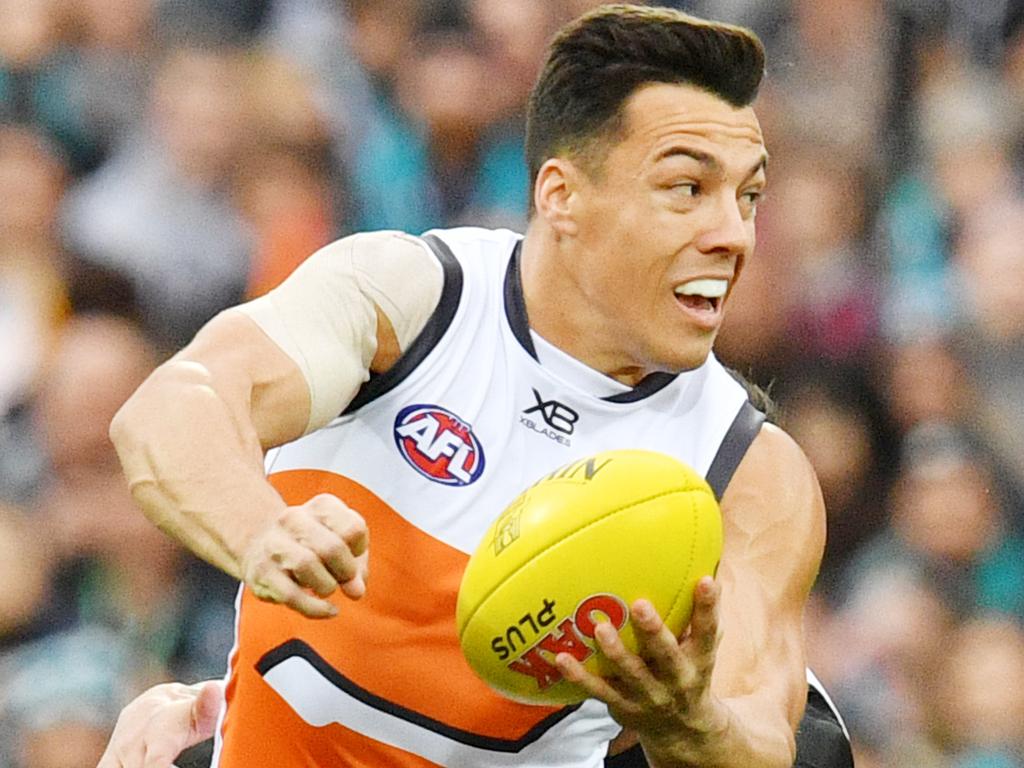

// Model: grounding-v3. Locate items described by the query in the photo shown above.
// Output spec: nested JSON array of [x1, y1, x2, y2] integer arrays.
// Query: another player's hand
[[97, 680, 223, 768], [555, 576, 731, 762], [242, 493, 369, 618]]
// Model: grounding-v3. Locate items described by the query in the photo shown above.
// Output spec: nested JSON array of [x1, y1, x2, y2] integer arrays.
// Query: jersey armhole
[[342, 234, 464, 415]]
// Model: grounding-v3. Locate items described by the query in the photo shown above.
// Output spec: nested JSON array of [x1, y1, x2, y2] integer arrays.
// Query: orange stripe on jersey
[[219, 469, 566, 766]]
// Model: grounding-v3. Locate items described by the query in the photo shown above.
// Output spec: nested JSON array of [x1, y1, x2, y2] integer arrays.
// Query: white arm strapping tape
[[237, 231, 443, 434]]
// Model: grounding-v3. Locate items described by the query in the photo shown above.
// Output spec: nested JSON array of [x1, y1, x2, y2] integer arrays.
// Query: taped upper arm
[[171, 309, 313, 450], [236, 231, 443, 433]]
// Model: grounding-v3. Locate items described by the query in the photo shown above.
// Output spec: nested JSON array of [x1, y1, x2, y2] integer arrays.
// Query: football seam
[[458, 487, 711, 637], [662, 493, 699, 637]]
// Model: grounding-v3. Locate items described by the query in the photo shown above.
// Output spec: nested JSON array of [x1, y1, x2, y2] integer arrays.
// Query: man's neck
[[520, 226, 649, 387]]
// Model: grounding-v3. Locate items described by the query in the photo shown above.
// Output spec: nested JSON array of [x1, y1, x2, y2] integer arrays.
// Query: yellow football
[[456, 449, 723, 705]]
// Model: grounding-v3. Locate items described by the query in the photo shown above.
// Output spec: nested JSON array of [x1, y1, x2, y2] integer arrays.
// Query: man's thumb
[[190, 681, 224, 742]]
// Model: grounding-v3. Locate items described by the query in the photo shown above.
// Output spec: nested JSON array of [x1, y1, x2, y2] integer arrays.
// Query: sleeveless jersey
[[212, 227, 764, 768]]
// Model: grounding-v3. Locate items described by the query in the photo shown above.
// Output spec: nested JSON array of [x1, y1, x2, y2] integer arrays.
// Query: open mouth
[[673, 278, 727, 316]]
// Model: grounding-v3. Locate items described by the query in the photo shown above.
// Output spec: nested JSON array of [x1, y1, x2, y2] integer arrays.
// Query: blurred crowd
[[0, 0, 1021, 766]]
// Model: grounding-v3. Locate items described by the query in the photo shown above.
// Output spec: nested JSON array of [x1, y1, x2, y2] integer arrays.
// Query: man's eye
[[674, 182, 700, 196], [742, 190, 764, 205]]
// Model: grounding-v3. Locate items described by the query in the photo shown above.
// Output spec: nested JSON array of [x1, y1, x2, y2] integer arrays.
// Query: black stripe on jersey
[[796, 684, 855, 768], [503, 239, 537, 359], [601, 373, 677, 403], [705, 400, 766, 500], [256, 639, 582, 753], [343, 233, 464, 415], [503, 241, 681, 403]]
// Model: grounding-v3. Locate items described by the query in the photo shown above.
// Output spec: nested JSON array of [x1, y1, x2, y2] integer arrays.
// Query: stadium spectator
[[31, 315, 236, 683], [0, 126, 67, 414], [55, 0, 155, 173], [0, 0, 105, 173], [880, 335, 969, 434], [818, 575, 954, 766], [232, 50, 342, 297], [952, 200, 1024, 503], [774, 368, 896, 597], [3, 628, 136, 768], [759, 146, 880, 366], [0, 125, 68, 505], [932, 618, 1024, 768], [351, 29, 527, 231], [879, 43, 1020, 341], [0, 503, 55, 654], [843, 421, 1024, 623], [60, 44, 253, 348]]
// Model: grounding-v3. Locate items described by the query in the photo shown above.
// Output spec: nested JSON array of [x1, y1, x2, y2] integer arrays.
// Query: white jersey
[[213, 227, 763, 768]]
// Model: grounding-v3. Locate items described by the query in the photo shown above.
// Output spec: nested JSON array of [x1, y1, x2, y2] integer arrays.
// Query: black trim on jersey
[[503, 239, 538, 359], [603, 683, 853, 768], [256, 639, 583, 753], [705, 400, 766, 500], [795, 687, 855, 768], [342, 233, 464, 415], [601, 372, 678, 403], [503, 241, 681, 402]]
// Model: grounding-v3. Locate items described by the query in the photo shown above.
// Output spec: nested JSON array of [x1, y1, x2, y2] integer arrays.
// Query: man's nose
[[695, 194, 750, 257]]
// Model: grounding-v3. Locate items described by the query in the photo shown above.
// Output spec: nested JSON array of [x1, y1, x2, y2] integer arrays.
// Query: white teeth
[[675, 279, 728, 298]]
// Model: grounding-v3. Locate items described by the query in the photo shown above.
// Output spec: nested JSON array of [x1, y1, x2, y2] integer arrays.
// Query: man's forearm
[[110, 359, 286, 579], [640, 693, 797, 768]]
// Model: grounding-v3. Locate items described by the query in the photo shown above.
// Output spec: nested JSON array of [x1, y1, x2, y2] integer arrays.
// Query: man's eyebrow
[[654, 146, 719, 170], [748, 152, 769, 178], [654, 148, 770, 179]]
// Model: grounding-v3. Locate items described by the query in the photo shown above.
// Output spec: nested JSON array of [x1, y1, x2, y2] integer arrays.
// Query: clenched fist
[[242, 493, 369, 618]]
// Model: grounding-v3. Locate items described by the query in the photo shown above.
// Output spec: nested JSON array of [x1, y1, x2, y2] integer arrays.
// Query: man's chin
[[657, 338, 716, 373]]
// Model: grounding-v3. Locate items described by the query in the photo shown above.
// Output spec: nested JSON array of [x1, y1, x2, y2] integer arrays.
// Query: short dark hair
[[525, 4, 765, 187]]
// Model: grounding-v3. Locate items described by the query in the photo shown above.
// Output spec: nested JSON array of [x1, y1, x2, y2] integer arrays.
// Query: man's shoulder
[[315, 226, 523, 267], [723, 421, 825, 545], [746, 424, 815, 482], [420, 225, 524, 256]]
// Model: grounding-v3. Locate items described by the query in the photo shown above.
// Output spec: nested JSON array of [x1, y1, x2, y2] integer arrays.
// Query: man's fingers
[[338, 550, 368, 599], [555, 650, 630, 710], [306, 494, 369, 553], [244, 497, 372, 616], [290, 550, 341, 598], [190, 682, 224, 742], [630, 600, 684, 677], [251, 567, 338, 618], [687, 577, 722, 678], [301, 495, 370, 584], [263, 536, 337, 598], [592, 622, 657, 693]]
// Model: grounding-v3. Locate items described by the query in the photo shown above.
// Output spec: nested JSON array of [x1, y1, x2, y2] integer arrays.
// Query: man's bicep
[[236, 231, 443, 434], [714, 424, 826, 724], [176, 309, 313, 449]]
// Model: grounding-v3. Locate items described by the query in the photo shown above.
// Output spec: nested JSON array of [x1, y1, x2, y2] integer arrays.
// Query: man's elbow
[[108, 360, 215, 479]]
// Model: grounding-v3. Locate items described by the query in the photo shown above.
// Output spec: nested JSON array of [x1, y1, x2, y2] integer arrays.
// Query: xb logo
[[522, 388, 579, 436]]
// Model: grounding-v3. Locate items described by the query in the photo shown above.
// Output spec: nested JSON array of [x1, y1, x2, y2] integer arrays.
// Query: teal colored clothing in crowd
[[350, 100, 528, 234]]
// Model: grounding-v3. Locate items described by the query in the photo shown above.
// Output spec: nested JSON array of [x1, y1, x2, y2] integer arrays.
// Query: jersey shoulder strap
[[705, 400, 766, 500]]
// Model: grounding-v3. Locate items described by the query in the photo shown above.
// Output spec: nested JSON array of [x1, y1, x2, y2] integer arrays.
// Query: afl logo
[[394, 404, 486, 486]]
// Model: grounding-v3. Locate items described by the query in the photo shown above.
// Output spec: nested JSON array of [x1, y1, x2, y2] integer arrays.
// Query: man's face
[[567, 82, 766, 373]]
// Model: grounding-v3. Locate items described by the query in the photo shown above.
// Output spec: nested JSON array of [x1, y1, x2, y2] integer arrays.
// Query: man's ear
[[533, 158, 581, 237]]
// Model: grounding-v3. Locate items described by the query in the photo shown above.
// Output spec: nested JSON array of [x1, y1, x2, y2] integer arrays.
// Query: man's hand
[[556, 576, 732, 766], [242, 493, 369, 619], [97, 681, 224, 768]]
